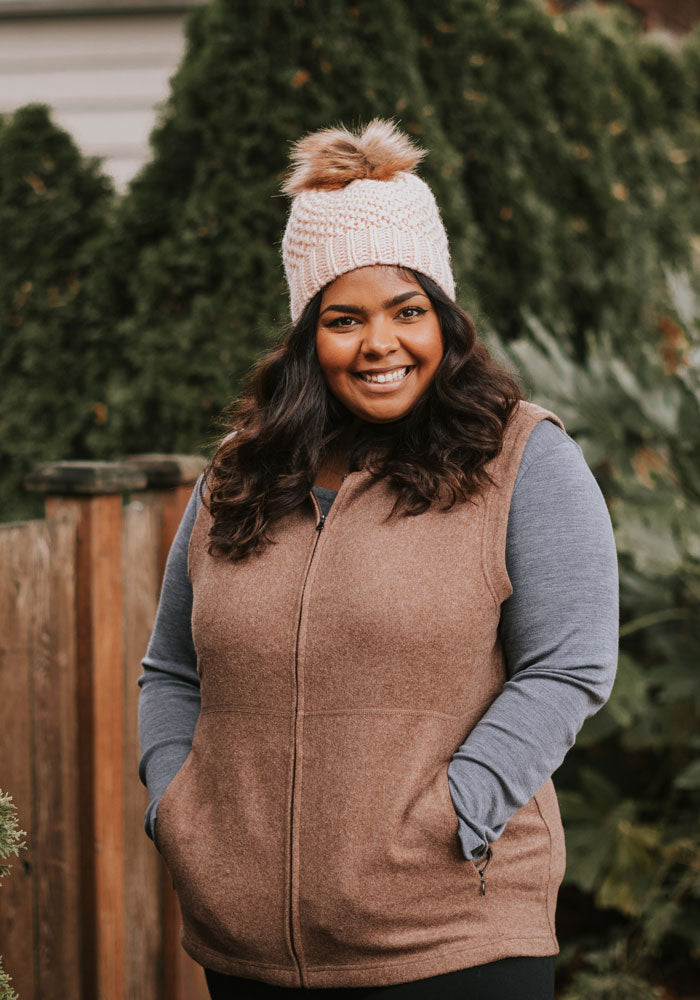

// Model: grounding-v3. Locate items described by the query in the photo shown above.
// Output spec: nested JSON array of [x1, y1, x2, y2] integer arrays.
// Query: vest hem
[[180, 933, 302, 986], [181, 931, 559, 989]]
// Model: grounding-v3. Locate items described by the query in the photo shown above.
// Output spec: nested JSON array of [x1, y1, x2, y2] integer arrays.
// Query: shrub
[[0, 105, 114, 522], [0, 791, 27, 1000], [492, 267, 700, 996], [89, 0, 700, 464]]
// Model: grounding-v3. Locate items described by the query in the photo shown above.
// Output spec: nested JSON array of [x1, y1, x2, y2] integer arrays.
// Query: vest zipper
[[473, 846, 492, 896], [287, 488, 333, 984]]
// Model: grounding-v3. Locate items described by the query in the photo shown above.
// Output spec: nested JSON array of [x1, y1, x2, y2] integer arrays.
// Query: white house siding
[[0, 5, 200, 188]]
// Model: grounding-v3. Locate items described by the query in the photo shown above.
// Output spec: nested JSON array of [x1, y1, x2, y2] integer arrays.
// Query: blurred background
[[1, 1, 699, 998], [0, 0, 206, 189]]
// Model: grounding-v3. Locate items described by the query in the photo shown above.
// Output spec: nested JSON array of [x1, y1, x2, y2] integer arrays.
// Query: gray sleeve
[[137, 474, 204, 848], [447, 419, 620, 861]]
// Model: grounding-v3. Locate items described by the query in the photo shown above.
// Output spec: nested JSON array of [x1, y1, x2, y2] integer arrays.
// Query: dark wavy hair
[[200, 267, 523, 561]]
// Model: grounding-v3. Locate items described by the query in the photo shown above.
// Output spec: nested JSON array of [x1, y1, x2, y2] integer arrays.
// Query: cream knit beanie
[[281, 119, 456, 323]]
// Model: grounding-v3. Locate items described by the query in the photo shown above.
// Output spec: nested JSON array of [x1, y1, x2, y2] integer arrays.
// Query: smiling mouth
[[353, 365, 415, 385]]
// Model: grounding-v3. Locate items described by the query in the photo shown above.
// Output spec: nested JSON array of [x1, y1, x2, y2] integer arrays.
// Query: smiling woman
[[200, 234, 521, 553], [137, 118, 620, 1000], [315, 265, 444, 441]]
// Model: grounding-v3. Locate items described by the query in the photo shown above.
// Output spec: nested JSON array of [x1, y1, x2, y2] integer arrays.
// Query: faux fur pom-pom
[[282, 118, 425, 195]]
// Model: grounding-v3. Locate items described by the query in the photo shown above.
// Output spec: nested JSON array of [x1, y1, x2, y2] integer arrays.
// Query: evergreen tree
[[94, 0, 475, 458], [407, 1, 699, 352], [89, 0, 699, 464], [0, 105, 114, 521]]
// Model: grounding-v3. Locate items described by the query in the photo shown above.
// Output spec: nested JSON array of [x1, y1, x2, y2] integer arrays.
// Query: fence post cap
[[24, 460, 148, 495], [120, 454, 208, 488]]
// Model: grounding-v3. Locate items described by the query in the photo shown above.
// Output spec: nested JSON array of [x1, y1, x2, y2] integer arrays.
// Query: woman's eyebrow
[[320, 291, 425, 317]]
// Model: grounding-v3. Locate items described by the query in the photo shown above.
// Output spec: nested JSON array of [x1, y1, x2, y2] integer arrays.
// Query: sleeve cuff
[[144, 800, 161, 853], [456, 816, 489, 862]]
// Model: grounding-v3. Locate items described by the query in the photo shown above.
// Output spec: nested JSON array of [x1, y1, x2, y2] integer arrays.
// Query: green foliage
[[0, 104, 115, 522], [93, 0, 475, 459], [410, 2, 700, 350], [0, 791, 26, 1000], [493, 268, 700, 995], [0, 791, 26, 878], [88, 0, 700, 463], [0, 967, 18, 1000], [556, 948, 664, 1000], [3, 2, 699, 514]]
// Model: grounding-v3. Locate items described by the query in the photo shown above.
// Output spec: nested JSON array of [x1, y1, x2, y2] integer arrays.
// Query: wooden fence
[[0, 455, 210, 1000]]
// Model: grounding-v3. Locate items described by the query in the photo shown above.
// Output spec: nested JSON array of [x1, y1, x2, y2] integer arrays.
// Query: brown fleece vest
[[155, 400, 568, 987]]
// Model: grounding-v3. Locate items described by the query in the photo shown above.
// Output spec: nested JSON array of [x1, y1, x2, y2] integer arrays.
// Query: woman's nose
[[361, 317, 399, 357]]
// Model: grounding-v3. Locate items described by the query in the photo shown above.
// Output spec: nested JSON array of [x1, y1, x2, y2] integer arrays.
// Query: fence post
[[25, 461, 147, 1000], [122, 454, 209, 1000], [123, 454, 207, 576]]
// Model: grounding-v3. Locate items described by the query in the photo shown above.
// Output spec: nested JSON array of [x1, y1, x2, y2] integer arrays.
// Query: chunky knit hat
[[281, 119, 456, 323]]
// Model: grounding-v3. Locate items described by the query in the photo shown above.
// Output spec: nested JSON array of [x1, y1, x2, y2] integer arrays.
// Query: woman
[[137, 119, 619, 1000]]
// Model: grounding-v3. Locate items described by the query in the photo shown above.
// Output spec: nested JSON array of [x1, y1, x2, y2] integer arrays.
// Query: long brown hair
[[200, 267, 523, 561]]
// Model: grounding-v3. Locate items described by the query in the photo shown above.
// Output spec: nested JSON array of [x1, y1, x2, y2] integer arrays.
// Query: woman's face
[[315, 265, 444, 424]]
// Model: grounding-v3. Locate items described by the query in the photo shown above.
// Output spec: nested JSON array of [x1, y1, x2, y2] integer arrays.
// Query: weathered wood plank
[[4, 458, 209, 999], [25, 461, 146, 496], [88, 494, 126, 1000], [0, 521, 42, 1000], [122, 496, 162, 1000], [33, 512, 81, 996], [159, 483, 199, 583], [122, 454, 207, 489], [46, 495, 126, 1000]]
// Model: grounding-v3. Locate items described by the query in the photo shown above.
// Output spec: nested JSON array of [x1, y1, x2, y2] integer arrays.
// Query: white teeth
[[358, 366, 410, 384]]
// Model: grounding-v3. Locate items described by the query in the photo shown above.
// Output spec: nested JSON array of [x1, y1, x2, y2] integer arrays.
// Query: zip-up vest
[[155, 399, 568, 987]]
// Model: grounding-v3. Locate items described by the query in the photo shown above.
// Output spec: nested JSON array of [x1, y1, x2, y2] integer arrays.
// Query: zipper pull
[[474, 846, 492, 896], [316, 512, 326, 531]]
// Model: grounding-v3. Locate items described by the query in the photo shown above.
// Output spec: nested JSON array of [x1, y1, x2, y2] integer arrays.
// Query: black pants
[[204, 956, 555, 999]]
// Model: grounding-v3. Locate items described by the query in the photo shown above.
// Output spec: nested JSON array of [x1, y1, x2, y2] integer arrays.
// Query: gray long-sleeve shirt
[[137, 419, 619, 861]]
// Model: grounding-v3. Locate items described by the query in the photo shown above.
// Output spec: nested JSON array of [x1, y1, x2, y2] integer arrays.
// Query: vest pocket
[[298, 717, 496, 967], [151, 751, 194, 860], [152, 709, 295, 969], [471, 846, 492, 896], [436, 767, 490, 895], [435, 764, 459, 838]]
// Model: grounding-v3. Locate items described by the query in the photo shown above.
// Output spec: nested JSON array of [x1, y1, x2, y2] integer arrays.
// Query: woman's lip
[[352, 366, 415, 389], [354, 365, 414, 375]]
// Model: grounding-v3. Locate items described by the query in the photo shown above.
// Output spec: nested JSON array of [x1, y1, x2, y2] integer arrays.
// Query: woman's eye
[[328, 316, 357, 328], [327, 307, 426, 327]]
